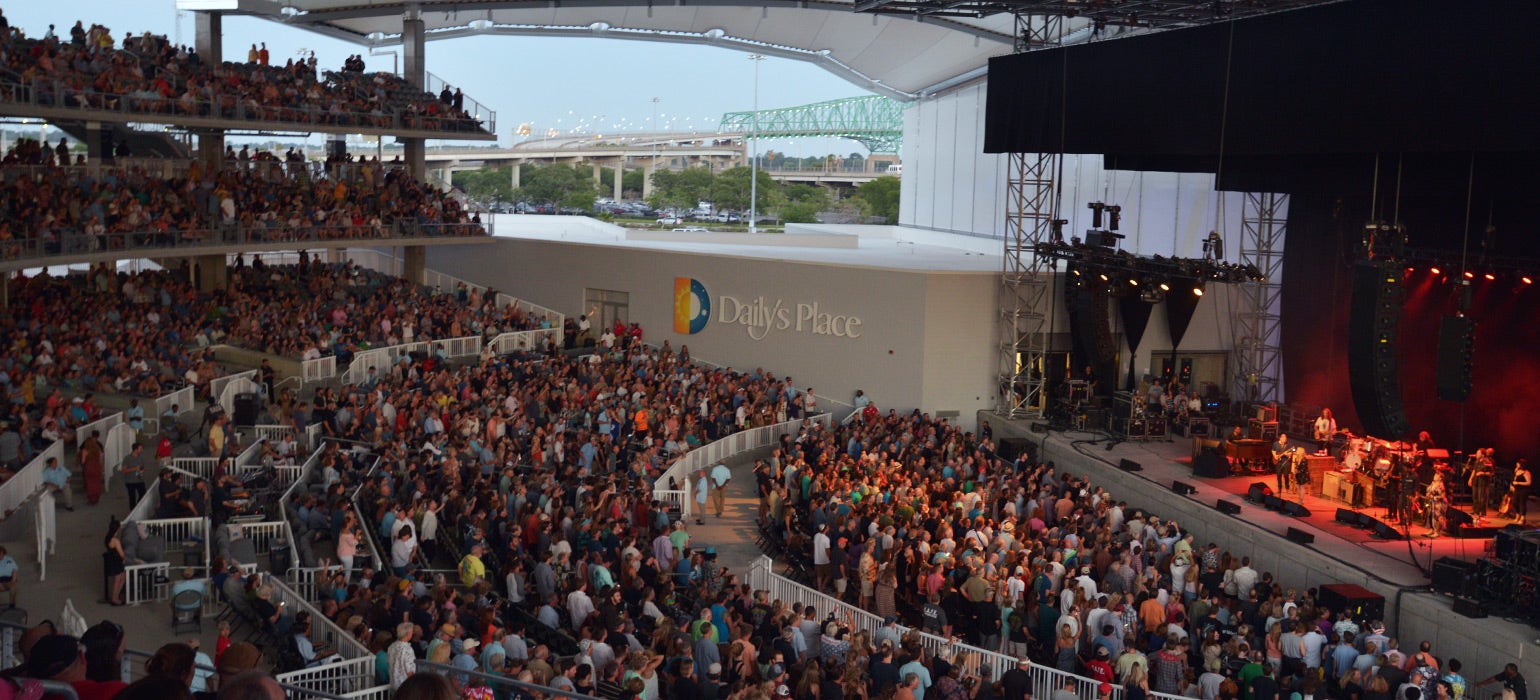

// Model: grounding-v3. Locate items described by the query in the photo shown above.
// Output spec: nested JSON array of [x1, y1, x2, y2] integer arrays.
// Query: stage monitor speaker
[[1119, 459, 1143, 472], [1335, 508, 1360, 526], [1318, 583, 1386, 622], [1355, 512, 1377, 530], [1282, 501, 1312, 518], [1193, 449, 1229, 478], [1348, 261, 1410, 438], [1452, 597, 1488, 619], [1431, 557, 1475, 596], [1216, 500, 1242, 515], [1264, 495, 1285, 511], [1247, 483, 1273, 503], [1030, 422, 1051, 434], [1436, 315, 1476, 402], [1372, 520, 1404, 540], [1286, 527, 1315, 545], [1171, 480, 1197, 496], [1443, 507, 1474, 535], [998, 438, 1034, 463]]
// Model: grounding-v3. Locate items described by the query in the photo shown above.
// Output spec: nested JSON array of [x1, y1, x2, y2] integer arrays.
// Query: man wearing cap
[[1000, 656, 1032, 700], [27, 634, 126, 700], [876, 615, 903, 650], [766, 663, 790, 698]]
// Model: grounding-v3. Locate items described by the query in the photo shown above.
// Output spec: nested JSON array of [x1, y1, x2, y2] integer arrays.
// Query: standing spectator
[[1475, 663, 1527, 700], [388, 623, 417, 690]]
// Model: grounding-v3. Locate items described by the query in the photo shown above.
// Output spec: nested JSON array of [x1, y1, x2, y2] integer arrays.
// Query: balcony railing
[[0, 76, 493, 136], [0, 220, 488, 267]]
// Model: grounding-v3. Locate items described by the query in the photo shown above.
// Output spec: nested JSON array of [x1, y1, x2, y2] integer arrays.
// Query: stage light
[[1099, 273, 1109, 282], [1464, 271, 1475, 279], [1192, 285, 1205, 297], [1072, 269, 1081, 276], [1158, 282, 1170, 292], [1129, 278, 1139, 286], [1524, 276, 1534, 285], [1430, 267, 1441, 275], [1484, 273, 1496, 281]]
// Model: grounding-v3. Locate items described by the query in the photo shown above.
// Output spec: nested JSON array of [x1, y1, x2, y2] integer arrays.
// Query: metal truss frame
[[998, 151, 1060, 418], [1231, 192, 1288, 405], [718, 95, 904, 154]]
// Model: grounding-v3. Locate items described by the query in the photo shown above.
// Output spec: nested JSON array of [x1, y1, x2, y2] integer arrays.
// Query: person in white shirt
[[389, 528, 417, 575], [812, 524, 832, 589]]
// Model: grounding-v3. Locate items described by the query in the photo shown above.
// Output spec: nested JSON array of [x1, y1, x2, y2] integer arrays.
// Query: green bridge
[[719, 95, 904, 154]]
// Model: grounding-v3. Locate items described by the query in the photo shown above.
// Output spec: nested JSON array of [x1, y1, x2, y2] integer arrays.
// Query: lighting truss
[[1232, 192, 1288, 405], [855, 0, 1343, 29], [998, 151, 1060, 419]]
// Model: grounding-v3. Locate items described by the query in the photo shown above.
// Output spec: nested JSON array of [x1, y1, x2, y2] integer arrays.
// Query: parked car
[[657, 215, 683, 225]]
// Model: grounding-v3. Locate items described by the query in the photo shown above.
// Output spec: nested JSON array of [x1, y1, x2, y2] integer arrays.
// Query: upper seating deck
[[0, 21, 495, 140]]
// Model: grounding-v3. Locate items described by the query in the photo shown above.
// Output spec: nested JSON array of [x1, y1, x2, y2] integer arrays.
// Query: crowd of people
[[0, 145, 483, 257], [0, 12, 489, 134]]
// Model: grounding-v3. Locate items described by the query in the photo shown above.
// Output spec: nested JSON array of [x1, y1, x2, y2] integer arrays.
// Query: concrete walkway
[[672, 447, 771, 576]]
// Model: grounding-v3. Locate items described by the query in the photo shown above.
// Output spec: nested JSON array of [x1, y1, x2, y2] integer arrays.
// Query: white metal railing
[[218, 376, 262, 421], [77, 412, 124, 448], [209, 369, 259, 405], [123, 562, 170, 605], [233, 521, 288, 557], [171, 457, 220, 481], [154, 385, 196, 429], [302, 356, 338, 384], [434, 336, 483, 359], [254, 424, 296, 447], [0, 440, 63, 518], [493, 292, 566, 337], [103, 423, 136, 482], [35, 491, 55, 581], [124, 478, 161, 523], [653, 415, 831, 518], [811, 393, 860, 424], [306, 424, 323, 450], [287, 566, 326, 602], [269, 577, 370, 659], [488, 328, 561, 356], [275, 657, 380, 698], [746, 556, 1118, 700]]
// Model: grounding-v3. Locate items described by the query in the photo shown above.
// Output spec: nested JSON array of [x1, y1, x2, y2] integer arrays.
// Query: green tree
[[622, 169, 644, 197], [648, 166, 715, 211], [451, 167, 515, 203], [709, 166, 778, 213], [853, 176, 901, 223], [513, 163, 597, 211]]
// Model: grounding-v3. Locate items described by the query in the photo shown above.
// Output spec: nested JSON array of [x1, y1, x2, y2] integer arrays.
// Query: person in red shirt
[[27, 634, 127, 700]]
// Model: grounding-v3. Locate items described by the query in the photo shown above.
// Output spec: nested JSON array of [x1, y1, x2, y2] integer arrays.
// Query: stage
[[985, 415, 1540, 683]]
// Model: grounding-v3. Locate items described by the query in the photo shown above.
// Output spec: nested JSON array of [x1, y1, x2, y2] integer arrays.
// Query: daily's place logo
[[674, 277, 862, 341], [673, 277, 712, 334]]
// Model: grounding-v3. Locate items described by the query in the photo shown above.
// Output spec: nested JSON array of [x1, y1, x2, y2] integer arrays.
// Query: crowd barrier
[[302, 356, 338, 384], [489, 328, 561, 355], [153, 385, 196, 430], [653, 415, 830, 519], [0, 440, 63, 520]]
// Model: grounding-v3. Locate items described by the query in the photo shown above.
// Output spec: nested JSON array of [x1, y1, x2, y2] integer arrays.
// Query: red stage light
[[1484, 273, 1496, 281], [1430, 267, 1441, 275], [1524, 276, 1534, 285], [1464, 271, 1475, 279]]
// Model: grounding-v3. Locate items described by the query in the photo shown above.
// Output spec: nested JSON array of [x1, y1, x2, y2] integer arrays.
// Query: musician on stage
[[1501, 459, 1532, 524], [1273, 434, 1295, 493], [1292, 448, 1310, 503], [1413, 430, 1437, 484], [1467, 447, 1495, 517], [1423, 472, 1448, 537], [1312, 408, 1337, 455]]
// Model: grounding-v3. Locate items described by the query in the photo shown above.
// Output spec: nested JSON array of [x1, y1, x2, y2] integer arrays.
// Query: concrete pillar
[[84, 122, 110, 164], [511, 162, 521, 190], [193, 12, 227, 172], [613, 166, 623, 200], [195, 11, 221, 63], [400, 16, 427, 180], [402, 245, 426, 286], [194, 254, 227, 292], [642, 164, 654, 200]]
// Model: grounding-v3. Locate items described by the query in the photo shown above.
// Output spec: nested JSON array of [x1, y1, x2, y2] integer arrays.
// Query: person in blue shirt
[[694, 470, 709, 525], [0, 545, 18, 608], [42, 456, 74, 511]]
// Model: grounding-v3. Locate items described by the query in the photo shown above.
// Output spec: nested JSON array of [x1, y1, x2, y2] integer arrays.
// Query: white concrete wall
[[428, 240, 995, 429]]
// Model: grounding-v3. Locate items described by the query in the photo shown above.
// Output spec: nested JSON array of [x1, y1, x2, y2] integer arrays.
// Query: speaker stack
[[1435, 316, 1476, 402], [1348, 261, 1410, 438]]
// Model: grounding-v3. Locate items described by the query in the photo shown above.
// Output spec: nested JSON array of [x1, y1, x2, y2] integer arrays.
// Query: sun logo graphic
[[673, 277, 711, 334]]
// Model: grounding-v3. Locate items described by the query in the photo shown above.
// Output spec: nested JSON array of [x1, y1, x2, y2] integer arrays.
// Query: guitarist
[[1312, 408, 1337, 456], [1272, 433, 1294, 493]]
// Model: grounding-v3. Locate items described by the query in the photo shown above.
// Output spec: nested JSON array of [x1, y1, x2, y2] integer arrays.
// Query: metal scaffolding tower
[[1232, 192, 1289, 404], [996, 12, 1065, 419]]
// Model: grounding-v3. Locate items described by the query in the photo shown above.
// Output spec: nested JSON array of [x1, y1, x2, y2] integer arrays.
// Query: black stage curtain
[[1165, 290, 1199, 352], [1118, 297, 1153, 390], [986, 0, 1540, 158]]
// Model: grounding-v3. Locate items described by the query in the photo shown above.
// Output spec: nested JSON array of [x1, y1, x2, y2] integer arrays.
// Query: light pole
[[748, 53, 765, 233], [650, 97, 660, 200]]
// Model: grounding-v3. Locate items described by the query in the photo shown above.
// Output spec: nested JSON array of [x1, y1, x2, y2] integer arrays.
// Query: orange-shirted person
[[634, 407, 650, 441]]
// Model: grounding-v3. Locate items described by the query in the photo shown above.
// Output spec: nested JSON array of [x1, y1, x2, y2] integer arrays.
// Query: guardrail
[[493, 292, 567, 335], [0, 219, 488, 269], [123, 561, 170, 606], [653, 415, 830, 518], [171, 457, 220, 481], [745, 556, 1125, 700], [210, 370, 260, 406], [154, 385, 196, 429], [488, 328, 561, 355], [0, 440, 62, 519], [302, 356, 338, 384], [275, 657, 381, 699], [269, 578, 372, 663], [0, 75, 493, 136]]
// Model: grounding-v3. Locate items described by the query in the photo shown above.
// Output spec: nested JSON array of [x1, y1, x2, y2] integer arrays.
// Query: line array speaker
[[1436, 315, 1476, 403], [1348, 261, 1410, 438]]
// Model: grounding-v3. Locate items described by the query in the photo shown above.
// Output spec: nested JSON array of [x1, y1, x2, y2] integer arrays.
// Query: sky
[[5, 1, 877, 157]]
